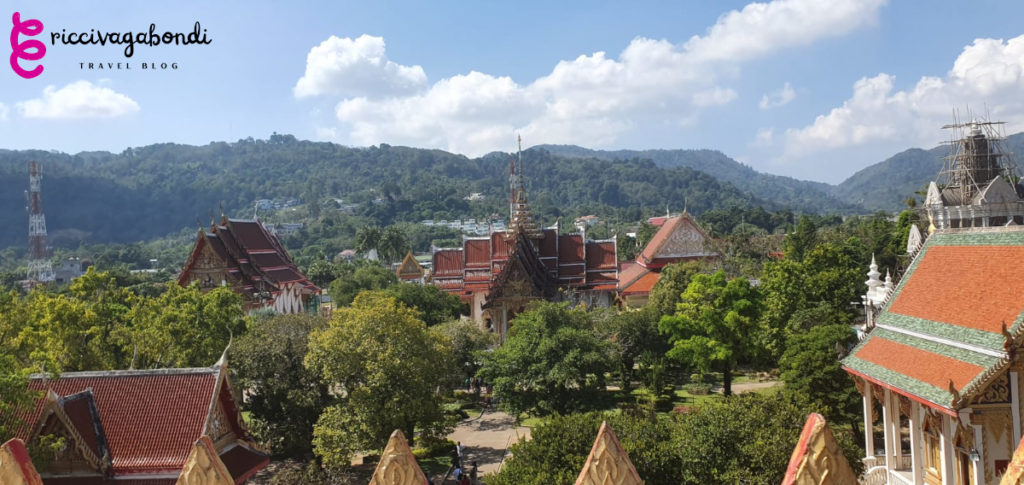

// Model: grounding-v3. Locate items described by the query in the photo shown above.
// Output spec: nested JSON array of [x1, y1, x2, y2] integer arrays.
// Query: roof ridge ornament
[[369, 430, 428, 485], [574, 421, 643, 485]]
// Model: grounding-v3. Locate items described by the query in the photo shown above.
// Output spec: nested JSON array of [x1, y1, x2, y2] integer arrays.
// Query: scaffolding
[[937, 108, 1017, 203]]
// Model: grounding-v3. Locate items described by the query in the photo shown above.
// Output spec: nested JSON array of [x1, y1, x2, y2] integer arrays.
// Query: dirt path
[[717, 380, 782, 394], [435, 409, 531, 483]]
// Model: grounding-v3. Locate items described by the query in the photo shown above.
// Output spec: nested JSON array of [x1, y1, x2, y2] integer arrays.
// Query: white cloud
[[294, 34, 427, 98], [0, 103, 8, 122], [17, 81, 139, 120], [759, 82, 795, 109], [754, 127, 774, 146], [782, 35, 1024, 162], [683, 0, 887, 62], [303, 0, 887, 155]]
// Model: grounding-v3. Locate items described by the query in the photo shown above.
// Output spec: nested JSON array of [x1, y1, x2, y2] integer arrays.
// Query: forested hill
[[0, 135, 835, 248], [535, 145, 854, 213], [833, 131, 1024, 211]]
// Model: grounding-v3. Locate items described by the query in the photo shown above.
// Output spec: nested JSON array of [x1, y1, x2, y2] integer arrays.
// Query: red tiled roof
[[465, 239, 490, 267], [585, 241, 616, 269], [490, 232, 511, 259], [178, 219, 319, 300], [855, 337, 983, 391], [59, 391, 106, 463], [647, 216, 668, 227], [24, 369, 219, 475], [887, 245, 1024, 334], [620, 270, 660, 295], [539, 229, 558, 258], [559, 235, 584, 263], [432, 250, 464, 277]]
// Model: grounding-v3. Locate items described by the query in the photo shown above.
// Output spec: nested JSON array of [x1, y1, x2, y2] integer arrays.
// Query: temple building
[[924, 119, 1024, 232], [841, 120, 1024, 485], [431, 139, 618, 340], [178, 216, 320, 314], [9, 353, 267, 484], [617, 212, 717, 308]]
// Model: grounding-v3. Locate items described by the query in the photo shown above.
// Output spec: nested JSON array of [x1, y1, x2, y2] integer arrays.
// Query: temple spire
[[508, 135, 543, 239]]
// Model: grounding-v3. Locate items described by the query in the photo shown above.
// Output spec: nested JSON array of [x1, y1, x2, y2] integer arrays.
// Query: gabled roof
[[638, 213, 713, 268], [178, 217, 319, 299], [843, 229, 1024, 413], [18, 358, 264, 480], [396, 252, 425, 280]]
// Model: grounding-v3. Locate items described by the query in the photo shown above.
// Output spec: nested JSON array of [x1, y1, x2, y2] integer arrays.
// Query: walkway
[[434, 409, 531, 483]]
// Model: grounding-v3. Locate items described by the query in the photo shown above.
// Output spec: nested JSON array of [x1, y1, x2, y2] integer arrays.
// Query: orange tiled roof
[[620, 270, 660, 296], [888, 245, 1024, 334], [843, 229, 1024, 412], [638, 213, 712, 268], [23, 369, 218, 474]]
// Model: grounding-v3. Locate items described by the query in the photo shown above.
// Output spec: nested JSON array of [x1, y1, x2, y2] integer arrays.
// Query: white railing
[[862, 466, 889, 485]]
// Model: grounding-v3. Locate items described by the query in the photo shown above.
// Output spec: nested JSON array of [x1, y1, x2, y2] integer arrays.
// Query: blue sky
[[3, 0, 1024, 184]]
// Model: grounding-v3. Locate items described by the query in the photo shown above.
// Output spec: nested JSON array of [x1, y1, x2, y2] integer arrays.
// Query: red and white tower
[[26, 161, 54, 282]]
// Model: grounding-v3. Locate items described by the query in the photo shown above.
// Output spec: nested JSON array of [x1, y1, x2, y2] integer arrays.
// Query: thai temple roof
[[843, 228, 1024, 413]]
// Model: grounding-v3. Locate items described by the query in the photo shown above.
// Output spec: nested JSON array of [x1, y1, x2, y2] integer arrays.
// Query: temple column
[[1012, 371, 1021, 447], [940, 414, 954, 485], [863, 381, 875, 458], [973, 424, 984, 485], [883, 388, 896, 472], [909, 401, 924, 484]]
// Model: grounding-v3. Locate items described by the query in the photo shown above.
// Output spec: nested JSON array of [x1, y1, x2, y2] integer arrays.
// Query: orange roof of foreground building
[[843, 229, 1024, 414], [15, 357, 267, 484]]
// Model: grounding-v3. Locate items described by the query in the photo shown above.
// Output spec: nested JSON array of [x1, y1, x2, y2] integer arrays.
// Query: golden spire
[[508, 135, 543, 239], [369, 430, 429, 485], [574, 421, 643, 485]]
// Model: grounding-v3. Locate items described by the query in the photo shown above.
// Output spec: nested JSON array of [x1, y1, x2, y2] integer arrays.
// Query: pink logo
[[10, 12, 45, 79]]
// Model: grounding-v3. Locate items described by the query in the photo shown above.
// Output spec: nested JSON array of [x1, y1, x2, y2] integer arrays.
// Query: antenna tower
[[26, 161, 55, 282]]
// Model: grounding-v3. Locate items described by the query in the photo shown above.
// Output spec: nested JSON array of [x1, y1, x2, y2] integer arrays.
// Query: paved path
[[714, 380, 782, 394], [433, 409, 531, 483]]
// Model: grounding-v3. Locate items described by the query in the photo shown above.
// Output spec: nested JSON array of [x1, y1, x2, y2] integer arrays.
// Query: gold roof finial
[[369, 430, 428, 485], [574, 421, 643, 485]]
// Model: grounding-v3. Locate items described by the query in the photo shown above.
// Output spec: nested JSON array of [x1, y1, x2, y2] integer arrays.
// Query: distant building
[[464, 192, 486, 201], [9, 354, 267, 484], [54, 257, 90, 284], [574, 215, 600, 232], [431, 140, 618, 340], [178, 216, 320, 314], [618, 212, 717, 308]]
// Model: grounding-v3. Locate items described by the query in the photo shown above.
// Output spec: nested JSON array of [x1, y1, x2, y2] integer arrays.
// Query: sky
[[3, 0, 1024, 184]]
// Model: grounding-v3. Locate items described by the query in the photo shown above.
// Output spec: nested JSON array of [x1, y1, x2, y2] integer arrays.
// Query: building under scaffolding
[[924, 113, 1024, 231]]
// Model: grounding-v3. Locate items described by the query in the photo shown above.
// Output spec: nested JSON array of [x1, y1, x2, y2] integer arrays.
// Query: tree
[[591, 306, 669, 387], [659, 271, 762, 396], [487, 412, 682, 485], [784, 215, 817, 262], [673, 393, 861, 484], [231, 313, 331, 458], [476, 302, 614, 416], [780, 324, 861, 433], [354, 226, 382, 256], [646, 261, 704, 317], [327, 265, 397, 307], [114, 284, 245, 368], [433, 319, 497, 381], [384, 282, 467, 326], [305, 292, 455, 469]]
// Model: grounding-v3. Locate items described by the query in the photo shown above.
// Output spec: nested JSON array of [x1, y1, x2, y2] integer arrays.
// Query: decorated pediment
[[370, 430, 428, 485], [396, 252, 424, 279], [651, 218, 708, 259]]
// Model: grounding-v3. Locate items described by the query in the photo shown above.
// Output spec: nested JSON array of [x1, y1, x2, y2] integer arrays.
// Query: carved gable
[[782, 413, 857, 485], [652, 218, 707, 259], [176, 436, 234, 485]]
